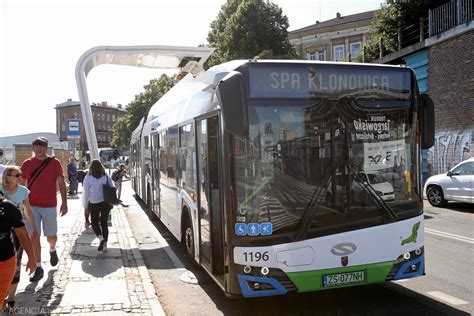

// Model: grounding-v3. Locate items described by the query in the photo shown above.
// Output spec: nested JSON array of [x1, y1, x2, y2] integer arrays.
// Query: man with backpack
[[111, 163, 127, 202]]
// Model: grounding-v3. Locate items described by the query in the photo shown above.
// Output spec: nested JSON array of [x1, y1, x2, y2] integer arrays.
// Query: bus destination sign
[[248, 65, 411, 99]]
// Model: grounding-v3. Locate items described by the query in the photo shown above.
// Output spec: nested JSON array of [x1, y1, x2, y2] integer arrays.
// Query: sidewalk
[[11, 190, 165, 315]]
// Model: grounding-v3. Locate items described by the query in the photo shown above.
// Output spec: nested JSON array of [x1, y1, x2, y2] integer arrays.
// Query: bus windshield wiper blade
[[292, 165, 335, 241], [348, 164, 398, 221]]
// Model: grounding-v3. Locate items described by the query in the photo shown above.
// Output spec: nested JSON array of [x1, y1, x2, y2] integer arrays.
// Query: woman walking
[[0, 197, 36, 311], [82, 159, 114, 252], [1, 166, 38, 313]]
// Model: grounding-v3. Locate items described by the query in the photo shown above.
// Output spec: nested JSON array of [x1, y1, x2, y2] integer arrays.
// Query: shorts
[[30, 206, 58, 236]]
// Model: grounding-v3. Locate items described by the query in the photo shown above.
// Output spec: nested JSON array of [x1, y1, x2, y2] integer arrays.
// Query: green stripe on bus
[[286, 261, 395, 292]]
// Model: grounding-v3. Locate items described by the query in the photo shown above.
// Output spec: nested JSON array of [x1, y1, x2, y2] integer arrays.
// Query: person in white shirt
[[82, 159, 114, 252]]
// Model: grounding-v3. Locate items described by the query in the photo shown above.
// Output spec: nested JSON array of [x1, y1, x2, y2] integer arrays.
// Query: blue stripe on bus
[[393, 255, 424, 280], [237, 274, 288, 297]]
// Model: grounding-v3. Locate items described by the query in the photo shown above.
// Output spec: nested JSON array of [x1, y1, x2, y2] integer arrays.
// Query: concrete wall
[[427, 30, 474, 174]]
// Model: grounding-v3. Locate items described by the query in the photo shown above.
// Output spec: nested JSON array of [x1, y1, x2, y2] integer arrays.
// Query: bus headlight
[[243, 265, 252, 274], [415, 248, 422, 256], [403, 252, 411, 260], [261, 267, 269, 276]]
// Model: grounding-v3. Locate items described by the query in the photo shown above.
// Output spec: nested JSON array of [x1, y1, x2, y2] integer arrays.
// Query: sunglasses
[[8, 173, 22, 178]]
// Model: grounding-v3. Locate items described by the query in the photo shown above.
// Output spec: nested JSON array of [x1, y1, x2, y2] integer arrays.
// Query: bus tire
[[427, 185, 447, 207], [182, 210, 195, 258]]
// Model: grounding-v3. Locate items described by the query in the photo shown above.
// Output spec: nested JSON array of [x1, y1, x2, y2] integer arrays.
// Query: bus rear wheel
[[182, 212, 194, 257]]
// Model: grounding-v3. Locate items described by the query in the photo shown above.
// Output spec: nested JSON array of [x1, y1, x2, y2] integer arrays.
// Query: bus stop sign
[[67, 119, 81, 139]]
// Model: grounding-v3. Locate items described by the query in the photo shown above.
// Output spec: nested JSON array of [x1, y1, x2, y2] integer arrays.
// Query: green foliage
[[365, 0, 428, 62], [111, 74, 177, 147], [206, 0, 297, 68]]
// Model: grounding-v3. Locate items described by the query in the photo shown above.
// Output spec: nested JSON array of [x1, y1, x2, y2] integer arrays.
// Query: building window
[[101, 113, 105, 121], [107, 114, 110, 121], [317, 50, 325, 61], [333, 45, 345, 61], [62, 124, 66, 132], [73, 112, 78, 119], [112, 114, 116, 122], [308, 52, 316, 60], [96, 113, 100, 120], [350, 42, 361, 60]]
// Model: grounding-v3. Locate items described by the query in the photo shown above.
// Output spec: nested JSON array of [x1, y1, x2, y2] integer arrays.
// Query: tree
[[365, 1, 428, 62], [110, 74, 177, 147], [206, 0, 296, 67]]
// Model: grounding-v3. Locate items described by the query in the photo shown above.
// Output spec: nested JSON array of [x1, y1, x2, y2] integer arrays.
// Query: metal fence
[[429, 0, 473, 36]]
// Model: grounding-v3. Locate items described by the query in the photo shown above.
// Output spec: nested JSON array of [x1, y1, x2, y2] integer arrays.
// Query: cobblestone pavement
[[10, 191, 165, 315]]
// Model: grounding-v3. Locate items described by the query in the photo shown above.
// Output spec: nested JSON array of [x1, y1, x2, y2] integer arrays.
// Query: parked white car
[[424, 157, 474, 207], [353, 171, 396, 202], [326, 171, 395, 204]]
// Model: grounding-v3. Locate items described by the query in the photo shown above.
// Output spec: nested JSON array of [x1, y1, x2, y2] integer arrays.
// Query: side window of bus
[[144, 136, 149, 149], [179, 124, 196, 194], [166, 128, 179, 189], [159, 133, 167, 184]]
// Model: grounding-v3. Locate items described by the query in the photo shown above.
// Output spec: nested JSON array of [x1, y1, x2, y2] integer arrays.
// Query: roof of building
[[289, 10, 377, 36], [56, 99, 126, 111]]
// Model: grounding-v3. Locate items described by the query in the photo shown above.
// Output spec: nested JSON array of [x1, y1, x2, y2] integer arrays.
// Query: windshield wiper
[[292, 164, 335, 241], [348, 164, 398, 221]]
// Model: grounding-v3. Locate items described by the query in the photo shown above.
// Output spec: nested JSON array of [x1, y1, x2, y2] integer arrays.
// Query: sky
[[0, 0, 383, 137]]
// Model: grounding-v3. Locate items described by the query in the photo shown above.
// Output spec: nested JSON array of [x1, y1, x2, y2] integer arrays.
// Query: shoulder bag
[[102, 176, 120, 205], [27, 156, 54, 190]]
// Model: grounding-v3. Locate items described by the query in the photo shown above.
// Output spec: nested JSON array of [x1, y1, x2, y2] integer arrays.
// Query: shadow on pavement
[[443, 202, 473, 213]]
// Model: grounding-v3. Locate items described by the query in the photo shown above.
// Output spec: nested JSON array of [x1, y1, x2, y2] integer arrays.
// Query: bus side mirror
[[216, 71, 248, 138], [420, 94, 435, 149]]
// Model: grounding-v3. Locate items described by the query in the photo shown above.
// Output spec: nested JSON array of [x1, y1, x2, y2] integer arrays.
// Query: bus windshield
[[232, 96, 422, 241]]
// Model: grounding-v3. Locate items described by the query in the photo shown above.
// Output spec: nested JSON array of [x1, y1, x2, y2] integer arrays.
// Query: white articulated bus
[[130, 59, 434, 298]]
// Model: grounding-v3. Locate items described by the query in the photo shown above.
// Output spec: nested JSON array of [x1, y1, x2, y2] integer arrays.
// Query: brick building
[[373, 2, 473, 177], [55, 99, 126, 152]]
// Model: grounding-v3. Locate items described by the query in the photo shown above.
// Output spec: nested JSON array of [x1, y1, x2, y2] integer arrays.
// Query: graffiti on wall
[[428, 129, 473, 175]]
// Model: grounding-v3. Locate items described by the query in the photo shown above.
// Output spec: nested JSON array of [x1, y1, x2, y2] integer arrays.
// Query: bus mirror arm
[[420, 94, 435, 149], [216, 71, 249, 138]]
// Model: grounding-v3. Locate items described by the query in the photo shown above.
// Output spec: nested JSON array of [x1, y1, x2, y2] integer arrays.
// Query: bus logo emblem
[[330, 243, 357, 256]]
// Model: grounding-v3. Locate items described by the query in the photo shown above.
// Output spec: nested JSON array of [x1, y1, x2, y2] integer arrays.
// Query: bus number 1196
[[242, 251, 269, 262]]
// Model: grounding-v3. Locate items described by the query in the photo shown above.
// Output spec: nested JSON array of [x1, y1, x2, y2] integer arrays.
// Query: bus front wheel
[[182, 211, 195, 257]]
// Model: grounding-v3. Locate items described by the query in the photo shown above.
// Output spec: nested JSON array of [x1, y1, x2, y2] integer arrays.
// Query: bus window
[[179, 123, 196, 194]]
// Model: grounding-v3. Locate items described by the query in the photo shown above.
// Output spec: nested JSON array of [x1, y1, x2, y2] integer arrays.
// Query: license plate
[[322, 270, 366, 288]]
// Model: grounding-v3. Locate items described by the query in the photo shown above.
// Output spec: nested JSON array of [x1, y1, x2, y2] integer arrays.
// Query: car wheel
[[427, 186, 447, 207]]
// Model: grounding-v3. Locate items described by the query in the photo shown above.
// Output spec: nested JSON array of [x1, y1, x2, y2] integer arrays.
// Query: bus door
[[196, 117, 224, 280], [152, 134, 160, 217]]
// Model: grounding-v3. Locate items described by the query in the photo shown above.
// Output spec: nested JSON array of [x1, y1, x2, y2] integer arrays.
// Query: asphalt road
[[122, 182, 473, 315]]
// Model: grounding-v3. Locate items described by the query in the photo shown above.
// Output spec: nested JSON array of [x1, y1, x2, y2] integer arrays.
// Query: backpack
[[111, 170, 121, 182]]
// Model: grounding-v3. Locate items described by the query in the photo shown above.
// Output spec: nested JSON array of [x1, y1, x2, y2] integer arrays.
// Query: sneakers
[[50, 250, 59, 266], [29, 266, 44, 282], [84, 220, 91, 228], [98, 239, 107, 251]]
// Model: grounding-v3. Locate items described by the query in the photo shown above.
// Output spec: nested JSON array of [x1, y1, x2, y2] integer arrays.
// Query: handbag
[[102, 176, 120, 205]]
